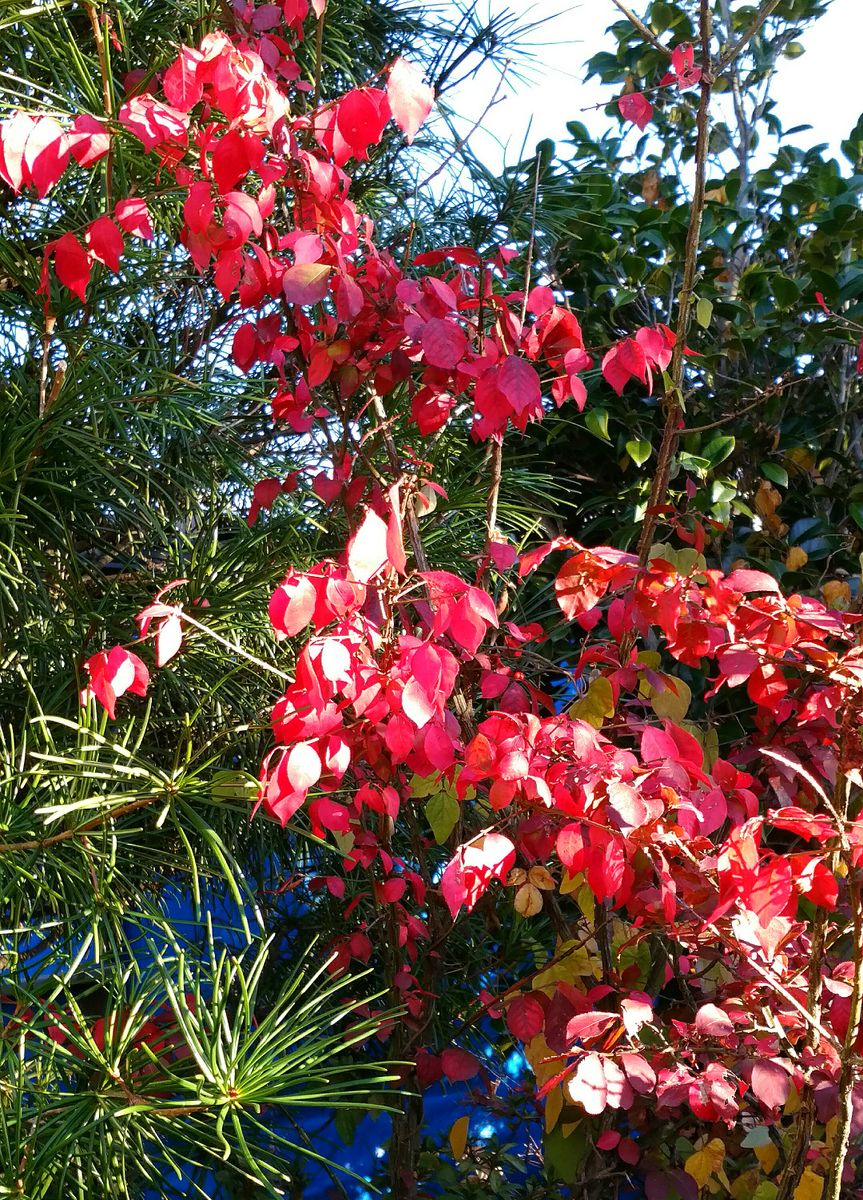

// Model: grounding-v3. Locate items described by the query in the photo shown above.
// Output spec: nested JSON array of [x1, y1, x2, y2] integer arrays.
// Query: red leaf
[[506, 993, 545, 1041], [421, 317, 467, 369], [618, 92, 652, 131], [82, 646, 149, 719], [694, 1003, 735, 1037], [115, 197, 154, 240], [248, 477, 283, 526], [283, 262, 331, 306], [441, 1047, 479, 1082], [269, 572, 317, 640], [286, 742, 322, 791], [118, 95, 188, 150], [556, 823, 587, 873], [52, 233, 91, 301], [725, 567, 780, 593], [565, 1010, 619, 1043], [440, 831, 515, 918], [68, 114, 111, 168], [24, 116, 70, 197], [387, 57, 434, 144], [751, 1058, 789, 1111], [162, 46, 203, 112], [85, 216, 124, 272], [347, 508, 389, 583], [749, 857, 794, 926], [497, 355, 541, 416]]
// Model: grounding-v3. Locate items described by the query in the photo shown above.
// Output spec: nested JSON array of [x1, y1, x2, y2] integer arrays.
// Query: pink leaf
[[751, 1058, 789, 1111], [618, 92, 652, 130], [565, 1010, 619, 1044], [283, 262, 331, 306], [155, 614, 183, 667], [387, 57, 434, 144], [567, 1053, 609, 1115]]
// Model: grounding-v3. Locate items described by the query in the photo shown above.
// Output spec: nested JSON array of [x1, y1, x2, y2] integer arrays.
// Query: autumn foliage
[[4, 1, 863, 1197]]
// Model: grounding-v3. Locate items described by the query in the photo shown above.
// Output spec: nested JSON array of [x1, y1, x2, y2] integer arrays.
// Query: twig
[[167, 609, 291, 682], [38, 314, 56, 418], [826, 864, 863, 1200], [418, 65, 507, 191], [370, 391, 429, 571], [612, 1, 673, 58], [776, 759, 852, 1200], [634, 0, 713, 567], [483, 151, 540, 552], [85, 3, 114, 205], [312, 6, 325, 111], [716, 0, 780, 74], [0, 795, 160, 856], [684, 375, 796, 432]]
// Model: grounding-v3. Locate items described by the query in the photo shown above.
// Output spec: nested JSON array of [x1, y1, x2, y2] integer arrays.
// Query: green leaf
[[703, 435, 735, 466], [625, 438, 651, 466], [761, 462, 789, 487], [425, 790, 460, 843], [849, 501, 863, 531], [695, 296, 713, 329], [585, 408, 610, 441]]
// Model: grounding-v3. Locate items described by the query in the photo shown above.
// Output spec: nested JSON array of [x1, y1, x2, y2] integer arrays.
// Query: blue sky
[[447, 0, 863, 171]]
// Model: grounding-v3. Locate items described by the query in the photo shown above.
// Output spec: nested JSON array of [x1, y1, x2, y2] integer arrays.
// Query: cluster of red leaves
[[618, 42, 703, 131], [13, 3, 862, 1189]]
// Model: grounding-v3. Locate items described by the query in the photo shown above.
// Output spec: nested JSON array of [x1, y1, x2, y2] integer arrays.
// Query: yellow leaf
[[793, 1169, 824, 1200], [545, 1084, 563, 1133], [515, 882, 543, 916], [822, 579, 851, 611], [685, 1138, 726, 1188], [785, 546, 808, 571], [449, 1115, 469, 1160], [755, 1140, 779, 1175], [568, 676, 615, 728], [523, 1034, 558, 1087], [508, 867, 527, 887], [331, 829, 355, 856], [533, 940, 597, 989], [559, 869, 581, 896], [731, 1169, 763, 1199], [637, 650, 662, 670], [650, 674, 692, 723], [682, 721, 719, 770], [783, 1083, 801, 1116], [576, 883, 596, 925]]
